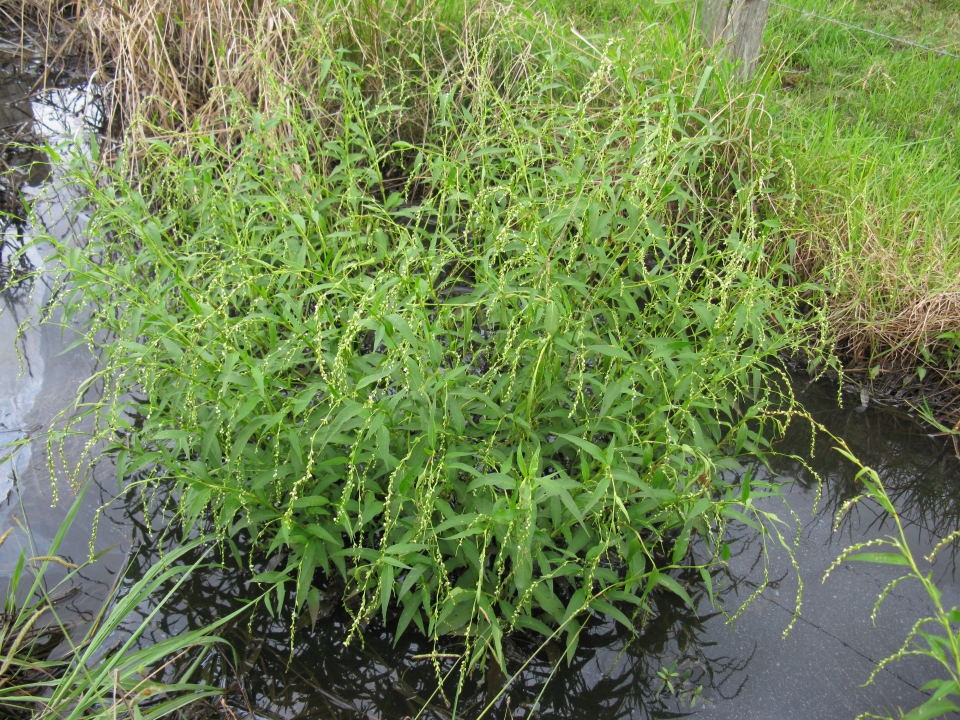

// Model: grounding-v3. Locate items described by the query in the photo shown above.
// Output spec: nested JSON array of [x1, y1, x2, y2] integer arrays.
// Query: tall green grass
[[36, 1, 827, 684], [767, 0, 960, 396], [0, 485, 248, 718]]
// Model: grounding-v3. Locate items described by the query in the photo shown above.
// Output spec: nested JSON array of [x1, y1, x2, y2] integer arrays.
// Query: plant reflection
[[767, 378, 960, 556]]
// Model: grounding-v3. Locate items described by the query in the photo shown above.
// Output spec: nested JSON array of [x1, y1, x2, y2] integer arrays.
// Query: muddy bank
[[817, 358, 960, 434]]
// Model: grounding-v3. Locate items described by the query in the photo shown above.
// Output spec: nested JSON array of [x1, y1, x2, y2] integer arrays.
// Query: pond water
[[0, 50, 125, 622], [2, 60, 960, 720]]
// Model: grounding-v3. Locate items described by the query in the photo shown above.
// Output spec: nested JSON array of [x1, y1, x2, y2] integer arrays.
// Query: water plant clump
[[42, 2, 825, 674]]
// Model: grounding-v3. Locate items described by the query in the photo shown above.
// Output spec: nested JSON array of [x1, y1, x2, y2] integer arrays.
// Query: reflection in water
[[700, 381, 960, 720], [110, 490, 755, 720], [0, 62, 101, 502], [772, 378, 960, 552], [0, 56, 126, 637]]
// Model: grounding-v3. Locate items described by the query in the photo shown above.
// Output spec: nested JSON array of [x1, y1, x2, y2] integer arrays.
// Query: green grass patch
[[767, 0, 960, 391], [0, 487, 244, 719]]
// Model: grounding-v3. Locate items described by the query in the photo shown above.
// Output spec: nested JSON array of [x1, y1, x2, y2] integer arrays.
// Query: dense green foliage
[[535, 0, 960, 417], [43, 3, 824, 676], [1, 0, 954, 716]]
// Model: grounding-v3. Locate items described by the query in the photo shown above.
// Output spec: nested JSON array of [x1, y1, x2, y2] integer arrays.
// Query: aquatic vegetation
[[1, 0, 958, 718], [33, 3, 830, 681], [0, 485, 245, 719], [827, 442, 960, 720]]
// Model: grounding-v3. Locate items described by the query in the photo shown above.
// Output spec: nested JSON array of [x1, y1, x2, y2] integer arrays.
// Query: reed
[[0, 485, 252, 719]]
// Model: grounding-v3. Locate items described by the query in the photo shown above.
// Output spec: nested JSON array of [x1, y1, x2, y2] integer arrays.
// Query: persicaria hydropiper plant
[[41, 0, 830, 682]]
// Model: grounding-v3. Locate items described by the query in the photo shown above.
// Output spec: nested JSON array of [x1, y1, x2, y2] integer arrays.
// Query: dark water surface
[[0, 54, 126, 625], [699, 384, 960, 720], [2, 64, 960, 720]]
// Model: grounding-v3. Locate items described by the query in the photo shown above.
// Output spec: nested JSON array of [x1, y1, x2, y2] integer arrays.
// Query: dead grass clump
[[7, 0, 484, 144], [831, 291, 960, 364], [785, 186, 960, 419]]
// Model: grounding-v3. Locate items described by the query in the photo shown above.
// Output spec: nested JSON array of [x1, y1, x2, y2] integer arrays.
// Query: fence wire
[[769, 0, 960, 59]]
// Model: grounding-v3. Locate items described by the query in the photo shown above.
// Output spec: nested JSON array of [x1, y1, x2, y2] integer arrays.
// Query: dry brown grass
[[7, 0, 473, 143], [791, 198, 960, 423], [822, 220, 960, 364], [784, 189, 958, 357]]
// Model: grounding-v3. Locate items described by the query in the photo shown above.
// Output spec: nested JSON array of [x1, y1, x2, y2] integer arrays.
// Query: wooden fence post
[[700, 0, 770, 80]]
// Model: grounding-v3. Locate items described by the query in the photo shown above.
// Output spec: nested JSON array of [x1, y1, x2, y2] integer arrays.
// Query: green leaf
[[545, 301, 559, 335], [557, 433, 606, 465], [466, 473, 517, 492], [924, 678, 960, 705], [845, 552, 910, 566], [379, 563, 394, 622], [395, 598, 421, 643], [357, 363, 397, 390], [901, 699, 960, 720], [514, 551, 533, 591], [533, 584, 566, 624], [159, 335, 184, 361], [590, 599, 634, 632], [292, 496, 330, 509], [200, 420, 223, 470], [307, 586, 321, 630], [586, 344, 633, 361], [537, 475, 585, 525], [700, 568, 715, 606], [671, 527, 691, 564], [657, 574, 694, 610], [253, 570, 291, 584], [384, 313, 419, 348]]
